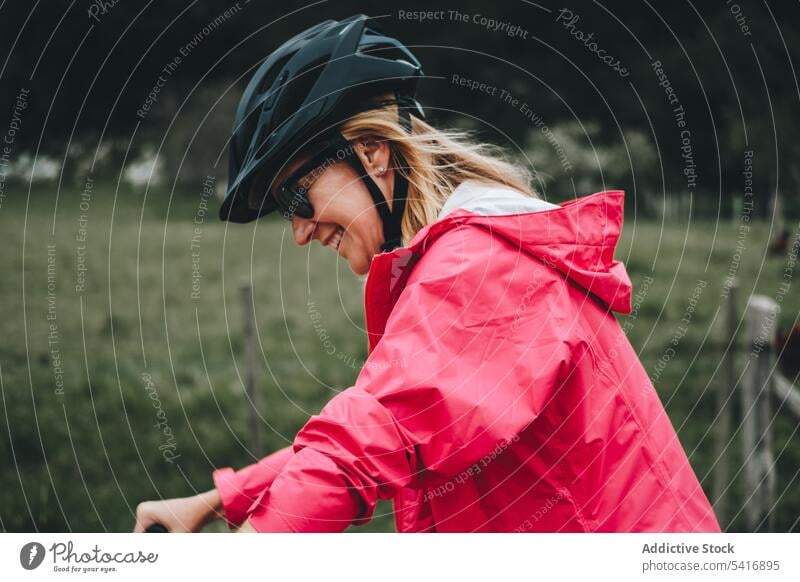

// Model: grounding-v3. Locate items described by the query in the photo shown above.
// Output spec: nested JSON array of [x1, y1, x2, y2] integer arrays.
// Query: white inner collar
[[438, 180, 558, 220]]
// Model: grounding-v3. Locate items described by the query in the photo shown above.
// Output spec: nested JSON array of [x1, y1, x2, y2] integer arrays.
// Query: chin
[[339, 235, 381, 275], [348, 256, 371, 276], [343, 245, 374, 275]]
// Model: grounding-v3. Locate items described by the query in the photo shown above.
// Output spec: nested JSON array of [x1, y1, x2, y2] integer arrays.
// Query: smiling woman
[[134, 13, 721, 535]]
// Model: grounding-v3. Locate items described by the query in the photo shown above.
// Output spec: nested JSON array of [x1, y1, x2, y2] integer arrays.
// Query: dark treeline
[[1, 0, 798, 215]]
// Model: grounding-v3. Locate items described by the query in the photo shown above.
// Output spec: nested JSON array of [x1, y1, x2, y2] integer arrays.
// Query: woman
[[135, 15, 721, 533]]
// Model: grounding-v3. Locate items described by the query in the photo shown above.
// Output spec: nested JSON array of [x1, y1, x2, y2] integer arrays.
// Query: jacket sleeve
[[211, 446, 294, 527], [247, 226, 569, 532]]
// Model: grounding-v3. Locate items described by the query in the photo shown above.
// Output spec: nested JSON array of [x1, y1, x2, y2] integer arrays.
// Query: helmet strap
[[336, 94, 414, 252]]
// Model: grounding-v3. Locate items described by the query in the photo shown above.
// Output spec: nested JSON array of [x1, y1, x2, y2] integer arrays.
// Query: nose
[[291, 216, 316, 246]]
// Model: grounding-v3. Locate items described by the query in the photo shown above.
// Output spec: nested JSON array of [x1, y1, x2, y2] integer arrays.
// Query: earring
[[377, 166, 385, 174]]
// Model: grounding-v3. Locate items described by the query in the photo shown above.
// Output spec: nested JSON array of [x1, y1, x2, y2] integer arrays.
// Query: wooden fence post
[[741, 295, 779, 532], [240, 280, 261, 453]]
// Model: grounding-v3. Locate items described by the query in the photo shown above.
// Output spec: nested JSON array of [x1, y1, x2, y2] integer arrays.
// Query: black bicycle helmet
[[220, 14, 425, 251]]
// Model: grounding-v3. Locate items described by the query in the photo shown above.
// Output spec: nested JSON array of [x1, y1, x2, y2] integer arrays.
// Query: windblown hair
[[339, 97, 540, 244]]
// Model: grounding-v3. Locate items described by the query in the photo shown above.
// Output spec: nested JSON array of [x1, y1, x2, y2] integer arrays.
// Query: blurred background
[[0, 0, 798, 532]]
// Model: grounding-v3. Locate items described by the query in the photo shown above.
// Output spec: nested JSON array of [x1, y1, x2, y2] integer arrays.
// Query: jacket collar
[[364, 186, 631, 353]]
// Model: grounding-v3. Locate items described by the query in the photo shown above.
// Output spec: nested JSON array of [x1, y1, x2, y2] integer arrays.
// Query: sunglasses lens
[[273, 143, 343, 220], [276, 185, 313, 220]]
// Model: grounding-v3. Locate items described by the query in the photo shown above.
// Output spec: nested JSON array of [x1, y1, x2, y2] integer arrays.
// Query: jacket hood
[[410, 181, 632, 314]]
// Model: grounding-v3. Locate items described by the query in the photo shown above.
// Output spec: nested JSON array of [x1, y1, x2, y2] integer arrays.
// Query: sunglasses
[[273, 137, 357, 221]]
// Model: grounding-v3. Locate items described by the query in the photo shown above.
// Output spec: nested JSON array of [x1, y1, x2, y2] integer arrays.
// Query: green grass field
[[1, 181, 798, 532]]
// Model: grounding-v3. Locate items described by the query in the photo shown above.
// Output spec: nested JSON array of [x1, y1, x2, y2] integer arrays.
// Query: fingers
[[133, 502, 152, 533]]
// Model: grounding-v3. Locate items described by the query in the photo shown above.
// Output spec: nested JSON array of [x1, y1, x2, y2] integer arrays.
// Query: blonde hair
[[339, 98, 540, 244]]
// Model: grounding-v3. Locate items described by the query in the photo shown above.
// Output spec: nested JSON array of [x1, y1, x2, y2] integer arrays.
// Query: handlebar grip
[[145, 523, 169, 533]]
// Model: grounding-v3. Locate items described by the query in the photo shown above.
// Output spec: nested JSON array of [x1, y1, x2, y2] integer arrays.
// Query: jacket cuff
[[211, 446, 295, 528], [245, 489, 299, 532], [212, 467, 250, 528]]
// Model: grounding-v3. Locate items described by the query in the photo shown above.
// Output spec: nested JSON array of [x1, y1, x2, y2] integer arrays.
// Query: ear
[[355, 136, 391, 176], [354, 136, 394, 205]]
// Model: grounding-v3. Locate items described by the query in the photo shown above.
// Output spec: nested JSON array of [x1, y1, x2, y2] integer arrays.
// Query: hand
[[134, 489, 221, 533]]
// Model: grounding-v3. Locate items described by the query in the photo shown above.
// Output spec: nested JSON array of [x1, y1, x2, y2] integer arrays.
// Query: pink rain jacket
[[213, 181, 721, 533]]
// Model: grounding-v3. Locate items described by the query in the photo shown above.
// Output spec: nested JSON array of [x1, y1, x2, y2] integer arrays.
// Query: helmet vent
[[361, 42, 411, 65], [272, 56, 329, 127], [257, 55, 291, 96]]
